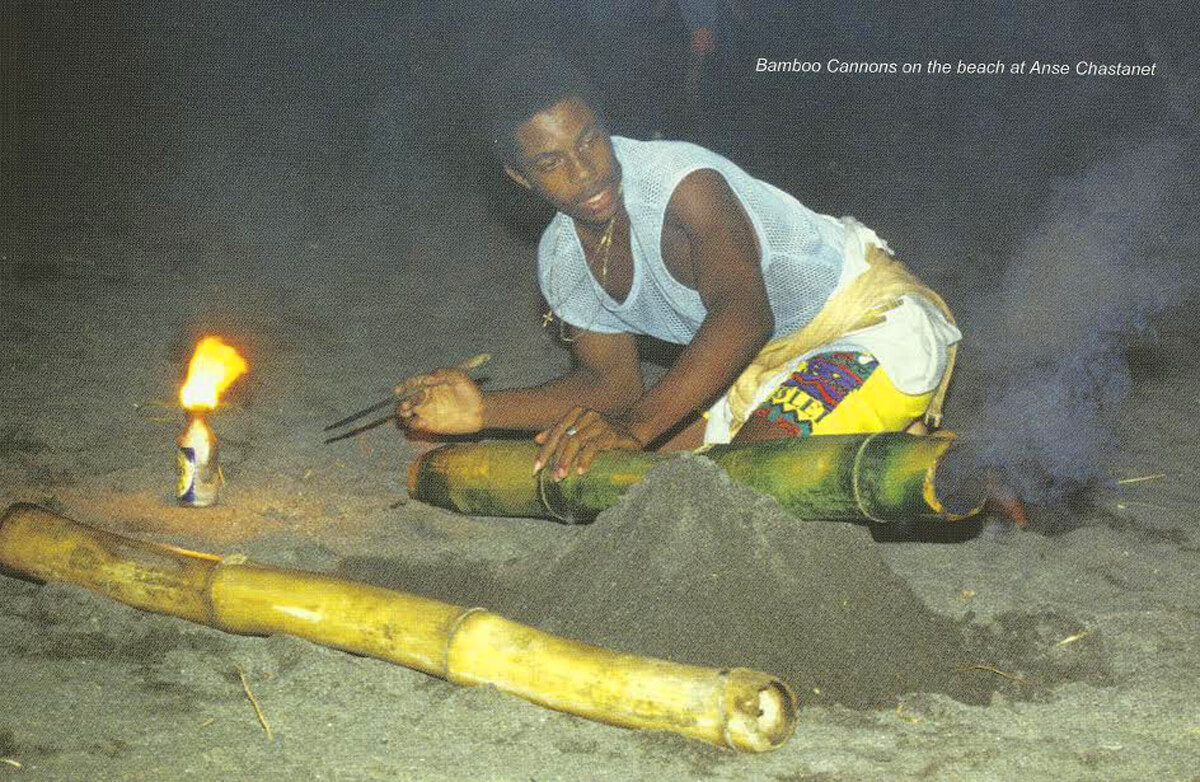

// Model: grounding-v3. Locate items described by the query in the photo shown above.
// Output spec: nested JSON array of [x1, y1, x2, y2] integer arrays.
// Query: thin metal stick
[[323, 413, 396, 444], [323, 353, 490, 433], [322, 397, 394, 432]]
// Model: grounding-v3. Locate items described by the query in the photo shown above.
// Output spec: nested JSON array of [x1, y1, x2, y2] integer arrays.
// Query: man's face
[[506, 97, 622, 226]]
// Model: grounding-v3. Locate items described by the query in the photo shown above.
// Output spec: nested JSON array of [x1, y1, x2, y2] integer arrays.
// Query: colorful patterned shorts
[[751, 351, 882, 437]]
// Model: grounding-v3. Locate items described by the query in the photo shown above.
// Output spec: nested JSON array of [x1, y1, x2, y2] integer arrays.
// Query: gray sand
[[5, 5, 1199, 779], [1, 257, 1197, 780]]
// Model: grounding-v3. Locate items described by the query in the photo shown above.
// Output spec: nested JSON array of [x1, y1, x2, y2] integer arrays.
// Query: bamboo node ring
[[537, 469, 578, 524]]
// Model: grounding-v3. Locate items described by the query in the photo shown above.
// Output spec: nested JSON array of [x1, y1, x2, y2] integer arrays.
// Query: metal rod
[[322, 413, 397, 444], [323, 353, 491, 439], [322, 398, 394, 432]]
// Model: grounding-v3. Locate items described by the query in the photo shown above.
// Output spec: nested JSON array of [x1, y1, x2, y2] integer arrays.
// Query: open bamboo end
[[925, 438, 987, 521], [722, 672, 798, 752], [0, 502, 23, 532], [406, 451, 429, 495]]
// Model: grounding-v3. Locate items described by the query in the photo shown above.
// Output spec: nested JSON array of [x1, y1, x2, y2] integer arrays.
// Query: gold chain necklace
[[595, 212, 617, 291], [542, 207, 619, 343]]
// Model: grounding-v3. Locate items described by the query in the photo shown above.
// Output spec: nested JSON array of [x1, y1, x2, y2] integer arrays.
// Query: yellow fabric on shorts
[[810, 366, 933, 435], [725, 244, 958, 437]]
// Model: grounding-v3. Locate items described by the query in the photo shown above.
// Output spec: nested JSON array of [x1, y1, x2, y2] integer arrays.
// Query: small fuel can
[[177, 413, 220, 506]]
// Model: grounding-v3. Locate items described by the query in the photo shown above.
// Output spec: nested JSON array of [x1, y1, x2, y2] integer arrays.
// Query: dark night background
[[5, 0, 1195, 507], [6, 1, 1189, 263]]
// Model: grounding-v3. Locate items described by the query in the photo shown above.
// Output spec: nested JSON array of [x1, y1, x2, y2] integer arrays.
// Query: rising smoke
[[942, 135, 1194, 520]]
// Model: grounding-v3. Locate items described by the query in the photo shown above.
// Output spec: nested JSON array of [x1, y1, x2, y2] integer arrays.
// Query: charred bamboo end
[[927, 438, 988, 521]]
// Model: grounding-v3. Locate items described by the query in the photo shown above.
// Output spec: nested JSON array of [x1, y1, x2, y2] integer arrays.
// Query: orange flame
[[180, 337, 248, 410]]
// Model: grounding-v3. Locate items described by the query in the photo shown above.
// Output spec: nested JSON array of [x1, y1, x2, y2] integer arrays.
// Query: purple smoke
[[950, 139, 1192, 513]]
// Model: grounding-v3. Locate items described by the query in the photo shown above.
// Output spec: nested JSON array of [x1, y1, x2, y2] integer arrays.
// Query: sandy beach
[[4, 3, 1198, 779]]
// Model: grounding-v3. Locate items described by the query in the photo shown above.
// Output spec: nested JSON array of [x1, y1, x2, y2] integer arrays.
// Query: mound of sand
[[515, 455, 997, 709]]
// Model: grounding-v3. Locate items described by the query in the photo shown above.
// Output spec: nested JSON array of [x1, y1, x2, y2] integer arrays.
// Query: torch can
[[177, 413, 220, 506]]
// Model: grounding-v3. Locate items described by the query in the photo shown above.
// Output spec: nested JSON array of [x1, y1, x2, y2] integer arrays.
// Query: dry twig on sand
[[1057, 630, 1092, 647], [236, 666, 273, 740], [1116, 473, 1167, 485]]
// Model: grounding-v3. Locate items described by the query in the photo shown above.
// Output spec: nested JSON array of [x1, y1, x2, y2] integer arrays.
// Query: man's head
[[486, 50, 622, 225]]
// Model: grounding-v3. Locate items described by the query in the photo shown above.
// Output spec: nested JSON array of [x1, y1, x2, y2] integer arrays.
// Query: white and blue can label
[[177, 415, 219, 506]]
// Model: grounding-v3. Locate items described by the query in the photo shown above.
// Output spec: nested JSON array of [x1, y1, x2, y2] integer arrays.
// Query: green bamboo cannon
[[407, 432, 983, 524]]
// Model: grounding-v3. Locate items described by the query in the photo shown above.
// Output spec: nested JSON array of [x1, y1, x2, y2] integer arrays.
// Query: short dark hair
[[483, 47, 603, 164]]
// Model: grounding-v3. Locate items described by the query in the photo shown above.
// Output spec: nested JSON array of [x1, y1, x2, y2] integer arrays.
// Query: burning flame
[[180, 337, 248, 410]]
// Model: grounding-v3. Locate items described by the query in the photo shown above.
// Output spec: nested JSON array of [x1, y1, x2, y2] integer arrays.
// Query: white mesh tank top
[[537, 136, 849, 344]]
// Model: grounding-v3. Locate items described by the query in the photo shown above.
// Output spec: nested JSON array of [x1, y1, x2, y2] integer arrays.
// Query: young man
[[398, 54, 960, 482]]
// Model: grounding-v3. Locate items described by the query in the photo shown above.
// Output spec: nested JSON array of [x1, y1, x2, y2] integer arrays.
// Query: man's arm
[[620, 168, 774, 445], [536, 169, 775, 479], [397, 329, 641, 436], [481, 328, 644, 430]]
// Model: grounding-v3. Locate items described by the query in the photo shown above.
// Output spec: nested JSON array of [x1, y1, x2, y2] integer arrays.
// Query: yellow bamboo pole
[[0, 503, 795, 752]]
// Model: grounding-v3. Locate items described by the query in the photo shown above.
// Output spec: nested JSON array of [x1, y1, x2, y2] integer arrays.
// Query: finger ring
[[565, 426, 578, 437]]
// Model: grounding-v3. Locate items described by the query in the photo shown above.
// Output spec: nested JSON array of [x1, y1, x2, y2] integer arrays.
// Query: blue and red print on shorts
[[751, 351, 879, 436]]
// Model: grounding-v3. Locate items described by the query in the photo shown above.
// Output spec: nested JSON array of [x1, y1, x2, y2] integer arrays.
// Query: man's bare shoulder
[[663, 168, 744, 237]]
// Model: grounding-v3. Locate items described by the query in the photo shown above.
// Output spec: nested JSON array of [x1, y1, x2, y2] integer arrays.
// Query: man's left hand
[[533, 407, 644, 480]]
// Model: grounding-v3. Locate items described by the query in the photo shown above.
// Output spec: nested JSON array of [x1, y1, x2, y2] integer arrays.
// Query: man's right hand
[[396, 369, 484, 435]]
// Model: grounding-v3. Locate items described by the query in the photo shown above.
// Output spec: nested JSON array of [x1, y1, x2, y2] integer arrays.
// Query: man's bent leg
[[734, 351, 933, 444]]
